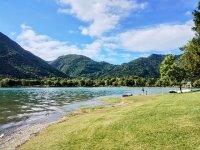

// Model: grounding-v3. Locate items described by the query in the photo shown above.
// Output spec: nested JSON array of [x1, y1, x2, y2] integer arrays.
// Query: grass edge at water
[[19, 92, 200, 150]]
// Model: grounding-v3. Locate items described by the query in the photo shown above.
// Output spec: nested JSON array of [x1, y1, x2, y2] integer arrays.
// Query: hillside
[[49, 54, 168, 79], [111, 54, 167, 78], [49, 54, 117, 79], [0, 32, 67, 79], [0, 32, 175, 79]]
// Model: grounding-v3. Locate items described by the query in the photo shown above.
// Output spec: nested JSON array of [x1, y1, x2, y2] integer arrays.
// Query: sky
[[0, 0, 199, 64]]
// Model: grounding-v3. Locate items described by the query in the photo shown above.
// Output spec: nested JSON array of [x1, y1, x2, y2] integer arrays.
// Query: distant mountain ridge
[[49, 54, 169, 79], [0, 32, 175, 79], [0, 32, 67, 79], [49, 54, 117, 79], [112, 54, 167, 78]]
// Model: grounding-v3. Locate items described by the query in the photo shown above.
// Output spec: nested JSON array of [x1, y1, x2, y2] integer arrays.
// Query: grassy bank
[[19, 92, 200, 150]]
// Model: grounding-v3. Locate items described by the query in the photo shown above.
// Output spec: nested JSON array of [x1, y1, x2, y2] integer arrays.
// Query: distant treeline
[[1, 76, 199, 88], [0, 76, 156, 87]]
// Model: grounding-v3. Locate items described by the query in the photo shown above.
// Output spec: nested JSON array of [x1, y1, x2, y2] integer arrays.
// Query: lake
[[0, 87, 175, 135]]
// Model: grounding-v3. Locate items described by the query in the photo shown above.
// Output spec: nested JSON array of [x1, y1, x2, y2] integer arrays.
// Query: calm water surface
[[0, 87, 175, 134]]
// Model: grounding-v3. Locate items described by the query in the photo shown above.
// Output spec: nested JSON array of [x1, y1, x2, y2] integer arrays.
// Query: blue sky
[[0, 0, 198, 64]]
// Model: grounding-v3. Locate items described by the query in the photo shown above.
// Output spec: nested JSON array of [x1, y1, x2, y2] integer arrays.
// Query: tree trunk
[[179, 84, 182, 93]]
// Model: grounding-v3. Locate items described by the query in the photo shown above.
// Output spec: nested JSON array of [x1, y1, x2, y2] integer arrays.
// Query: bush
[[193, 79, 200, 87]]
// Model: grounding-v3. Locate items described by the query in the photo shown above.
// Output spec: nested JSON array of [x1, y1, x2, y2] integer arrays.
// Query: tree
[[155, 79, 163, 87], [123, 79, 129, 86], [54, 80, 61, 86], [95, 79, 105, 87], [105, 79, 110, 86], [45, 79, 52, 86], [85, 79, 93, 87], [147, 78, 156, 86], [180, 2, 200, 78], [79, 79, 85, 87], [191, 1, 200, 36], [21, 79, 29, 86], [180, 38, 200, 78], [193, 79, 200, 87], [67, 80, 73, 87], [60, 79, 68, 86], [0, 78, 9, 87], [113, 81, 118, 86], [160, 55, 187, 93]]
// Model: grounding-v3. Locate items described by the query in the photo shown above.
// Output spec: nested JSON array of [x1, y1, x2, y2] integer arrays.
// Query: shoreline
[[0, 97, 122, 150], [1, 87, 195, 149], [0, 116, 66, 150]]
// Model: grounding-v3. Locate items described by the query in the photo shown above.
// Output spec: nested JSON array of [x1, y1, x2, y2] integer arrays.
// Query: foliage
[[191, 1, 200, 36], [0, 32, 67, 79], [49, 54, 116, 79], [114, 54, 167, 78], [193, 79, 200, 87], [160, 55, 188, 92], [0, 76, 155, 87], [180, 2, 200, 78], [49, 54, 168, 79], [180, 38, 200, 78]]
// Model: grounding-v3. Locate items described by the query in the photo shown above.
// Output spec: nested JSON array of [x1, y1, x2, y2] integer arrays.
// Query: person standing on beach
[[142, 87, 144, 95]]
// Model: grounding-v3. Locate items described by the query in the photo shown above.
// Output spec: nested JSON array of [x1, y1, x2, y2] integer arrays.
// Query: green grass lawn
[[19, 92, 200, 150], [98, 97, 122, 103]]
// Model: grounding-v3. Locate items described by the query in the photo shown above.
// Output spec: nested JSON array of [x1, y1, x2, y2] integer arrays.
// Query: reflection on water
[[0, 87, 174, 134]]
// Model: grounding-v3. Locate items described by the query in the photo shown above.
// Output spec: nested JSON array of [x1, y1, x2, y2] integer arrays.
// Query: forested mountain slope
[[111, 54, 167, 78], [49, 54, 169, 79], [0, 32, 67, 79], [49, 54, 117, 79], [0, 32, 175, 79]]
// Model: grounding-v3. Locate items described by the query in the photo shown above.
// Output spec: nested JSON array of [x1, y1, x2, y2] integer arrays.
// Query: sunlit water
[[0, 87, 176, 134]]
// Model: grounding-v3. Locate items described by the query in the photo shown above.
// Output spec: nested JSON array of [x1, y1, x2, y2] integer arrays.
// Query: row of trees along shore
[[0, 77, 156, 87], [0, 76, 198, 88], [1, 2, 200, 90]]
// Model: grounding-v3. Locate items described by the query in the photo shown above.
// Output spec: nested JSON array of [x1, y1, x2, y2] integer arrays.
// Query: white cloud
[[185, 11, 192, 15], [115, 21, 194, 52], [185, 20, 194, 26], [57, 0, 148, 37], [17, 24, 102, 61], [82, 39, 103, 58], [16, 20, 194, 64]]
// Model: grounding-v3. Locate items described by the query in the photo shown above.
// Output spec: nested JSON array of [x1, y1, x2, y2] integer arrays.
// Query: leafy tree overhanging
[[180, 1, 200, 78]]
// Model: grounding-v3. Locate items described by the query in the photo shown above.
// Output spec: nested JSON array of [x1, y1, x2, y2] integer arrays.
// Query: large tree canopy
[[180, 2, 200, 78], [180, 38, 200, 77], [160, 55, 187, 93], [191, 1, 200, 36]]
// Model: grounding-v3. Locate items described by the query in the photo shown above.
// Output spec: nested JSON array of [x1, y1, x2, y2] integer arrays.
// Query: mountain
[[111, 54, 167, 78], [0, 32, 67, 79], [49, 54, 168, 79], [49, 54, 117, 79]]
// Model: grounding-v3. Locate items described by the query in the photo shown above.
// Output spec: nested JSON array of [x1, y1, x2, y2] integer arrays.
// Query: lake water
[[0, 87, 176, 135]]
